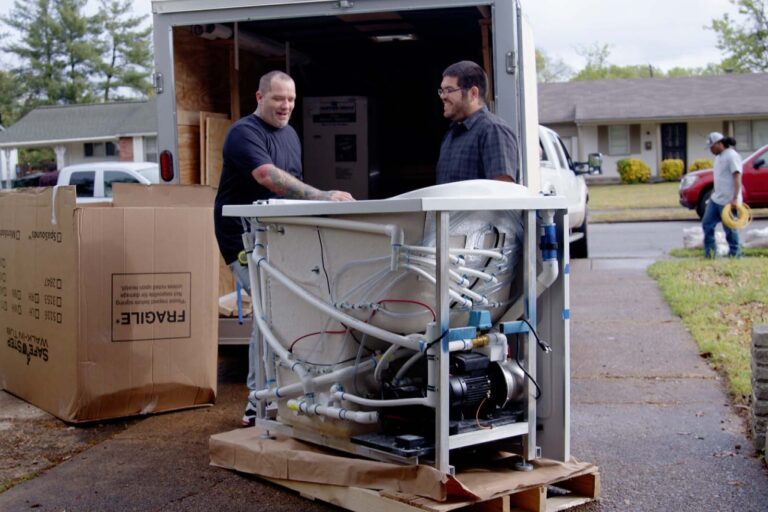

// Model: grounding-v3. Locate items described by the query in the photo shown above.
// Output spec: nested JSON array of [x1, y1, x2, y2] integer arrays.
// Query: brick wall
[[752, 324, 768, 452], [119, 137, 134, 161]]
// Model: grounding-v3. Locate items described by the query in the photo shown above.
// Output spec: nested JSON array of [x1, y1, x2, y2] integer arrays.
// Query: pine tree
[[55, 0, 101, 103], [1, 0, 64, 104], [94, 0, 153, 101]]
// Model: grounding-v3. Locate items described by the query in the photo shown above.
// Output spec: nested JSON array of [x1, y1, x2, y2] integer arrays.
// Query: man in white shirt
[[702, 132, 743, 258]]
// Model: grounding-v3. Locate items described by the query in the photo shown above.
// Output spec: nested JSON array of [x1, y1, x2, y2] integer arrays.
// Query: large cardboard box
[[0, 184, 218, 422]]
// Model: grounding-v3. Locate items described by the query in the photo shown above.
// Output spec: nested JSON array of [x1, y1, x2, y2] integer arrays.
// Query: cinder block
[[753, 366, 768, 383], [753, 413, 768, 432], [755, 384, 768, 401], [753, 348, 768, 366], [754, 398, 768, 417], [754, 325, 768, 348], [755, 431, 767, 453]]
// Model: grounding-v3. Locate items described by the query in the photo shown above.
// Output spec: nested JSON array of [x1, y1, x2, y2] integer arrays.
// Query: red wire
[[376, 299, 436, 321], [289, 299, 434, 352], [289, 329, 348, 352]]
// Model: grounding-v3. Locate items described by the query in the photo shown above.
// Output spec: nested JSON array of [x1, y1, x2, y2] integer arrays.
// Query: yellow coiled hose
[[721, 203, 752, 229]]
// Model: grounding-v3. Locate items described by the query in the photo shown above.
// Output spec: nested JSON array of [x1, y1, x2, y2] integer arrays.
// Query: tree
[[710, 0, 768, 72], [1, 0, 65, 104], [0, 69, 23, 125], [1, 0, 153, 106], [535, 49, 572, 83], [55, 0, 101, 103], [94, 0, 153, 100]]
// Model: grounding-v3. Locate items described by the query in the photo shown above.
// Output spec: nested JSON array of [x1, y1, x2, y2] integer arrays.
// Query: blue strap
[[236, 281, 244, 325]]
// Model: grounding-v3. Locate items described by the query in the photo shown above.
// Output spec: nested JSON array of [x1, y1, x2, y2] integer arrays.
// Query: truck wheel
[[696, 190, 712, 219], [570, 209, 589, 259]]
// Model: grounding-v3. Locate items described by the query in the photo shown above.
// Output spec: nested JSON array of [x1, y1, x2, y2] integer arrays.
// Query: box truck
[[151, 0, 577, 475], [151, 0, 541, 194]]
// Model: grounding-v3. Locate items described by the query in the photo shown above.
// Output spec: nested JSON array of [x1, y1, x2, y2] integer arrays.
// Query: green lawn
[[648, 255, 768, 401], [588, 181, 768, 222], [588, 182, 681, 210]]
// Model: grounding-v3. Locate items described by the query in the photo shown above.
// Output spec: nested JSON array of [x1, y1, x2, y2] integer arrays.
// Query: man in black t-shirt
[[214, 71, 353, 426]]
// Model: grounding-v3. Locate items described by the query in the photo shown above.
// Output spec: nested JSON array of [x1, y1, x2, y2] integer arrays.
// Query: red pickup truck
[[679, 144, 768, 218]]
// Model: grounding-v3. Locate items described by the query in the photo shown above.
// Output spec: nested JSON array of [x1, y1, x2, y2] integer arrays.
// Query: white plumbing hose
[[332, 388, 430, 408], [287, 399, 379, 424], [252, 358, 376, 401], [259, 260, 425, 352], [399, 264, 472, 307], [264, 216, 404, 270], [247, 246, 310, 384]]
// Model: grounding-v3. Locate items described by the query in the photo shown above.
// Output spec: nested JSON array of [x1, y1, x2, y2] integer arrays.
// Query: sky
[[523, 0, 732, 72], [0, 0, 738, 72]]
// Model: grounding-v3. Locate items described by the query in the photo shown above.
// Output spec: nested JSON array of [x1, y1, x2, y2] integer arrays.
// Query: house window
[[144, 137, 158, 162], [83, 142, 118, 158], [734, 119, 768, 151], [608, 125, 630, 155]]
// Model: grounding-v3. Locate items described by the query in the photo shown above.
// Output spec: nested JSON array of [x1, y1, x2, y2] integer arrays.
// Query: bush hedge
[[689, 158, 714, 172], [660, 159, 684, 181], [617, 158, 651, 184]]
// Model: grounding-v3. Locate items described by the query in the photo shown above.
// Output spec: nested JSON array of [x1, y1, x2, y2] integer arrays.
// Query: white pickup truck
[[538, 125, 601, 258], [56, 161, 159, 201]]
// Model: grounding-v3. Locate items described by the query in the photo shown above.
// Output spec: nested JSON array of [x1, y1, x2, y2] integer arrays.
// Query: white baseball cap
[[706, 132, 724, 148]]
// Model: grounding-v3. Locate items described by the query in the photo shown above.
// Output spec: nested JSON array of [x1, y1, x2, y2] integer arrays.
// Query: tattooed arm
[[252, 164, 354, 201]]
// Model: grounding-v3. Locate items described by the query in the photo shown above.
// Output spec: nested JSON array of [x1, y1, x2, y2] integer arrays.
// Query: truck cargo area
[[170, 5, 495, 197]]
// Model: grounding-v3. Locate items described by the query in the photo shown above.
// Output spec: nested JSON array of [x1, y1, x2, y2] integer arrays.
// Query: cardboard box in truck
[[0, 184, 218, 423]]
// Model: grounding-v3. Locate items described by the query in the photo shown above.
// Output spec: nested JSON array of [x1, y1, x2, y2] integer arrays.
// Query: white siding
[[687, 120, 722, 166], [640, 123, 656, 174]]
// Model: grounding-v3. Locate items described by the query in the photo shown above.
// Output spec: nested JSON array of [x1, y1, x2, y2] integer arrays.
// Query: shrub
[[660, 159, 684, 182], [617, 158, 651, 184], [689, 158, 713, 172]]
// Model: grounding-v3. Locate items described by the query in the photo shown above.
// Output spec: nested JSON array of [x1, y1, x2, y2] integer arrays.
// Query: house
[[538, 73, 768, 179], [0, 99, 157, 182]]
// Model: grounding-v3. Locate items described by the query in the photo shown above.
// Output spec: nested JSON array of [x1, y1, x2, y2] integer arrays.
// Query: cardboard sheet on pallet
[[209, 427, 597, 502]]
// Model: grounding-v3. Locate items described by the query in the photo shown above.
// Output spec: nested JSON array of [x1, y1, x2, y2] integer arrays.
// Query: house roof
[[538, 73, 768, 125], [0, 98, 157, 147]]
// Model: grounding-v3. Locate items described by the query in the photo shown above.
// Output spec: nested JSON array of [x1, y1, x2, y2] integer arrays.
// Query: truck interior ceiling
[[173, 6, 492, 197]]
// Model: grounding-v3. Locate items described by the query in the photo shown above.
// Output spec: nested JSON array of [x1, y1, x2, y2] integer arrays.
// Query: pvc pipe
[[373, 344, 411, 382], [254, 227, 277, 387], [247, 241, 310, 387], [263, 216, 404, 270], [259, 260, 425, 352], [400, 254, 467, 285], [403, 245, 505, 261], [393, 350, 424, 382], [456, 265, 498, 284], [399, 264, 472, 307], [287, 399, 379, 424], [252, 358, 376, 401], [537, 259, 559, 292], [331, 387, 430, 408]]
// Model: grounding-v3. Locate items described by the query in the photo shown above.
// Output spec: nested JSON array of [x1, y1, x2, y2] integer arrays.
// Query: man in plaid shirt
[[436, 61, 518, 184]]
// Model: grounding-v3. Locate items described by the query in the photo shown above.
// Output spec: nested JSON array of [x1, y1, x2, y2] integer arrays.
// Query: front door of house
[[661, 123, 687, 169]]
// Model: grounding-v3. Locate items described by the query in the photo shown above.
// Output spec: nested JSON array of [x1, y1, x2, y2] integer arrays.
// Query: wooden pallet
[[266, 467, 599, 512]]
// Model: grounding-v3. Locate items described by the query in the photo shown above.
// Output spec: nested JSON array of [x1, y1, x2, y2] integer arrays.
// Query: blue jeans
[[229, 261, 259, 392], [702, 200, 741, 258]]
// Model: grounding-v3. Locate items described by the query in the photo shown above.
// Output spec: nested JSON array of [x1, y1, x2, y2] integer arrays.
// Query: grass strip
[[648, 256, 768, 401], [589, 182, 681, 209]]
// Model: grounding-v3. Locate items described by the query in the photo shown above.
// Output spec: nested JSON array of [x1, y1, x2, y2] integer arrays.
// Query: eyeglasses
[[437, 87, 464, 96]]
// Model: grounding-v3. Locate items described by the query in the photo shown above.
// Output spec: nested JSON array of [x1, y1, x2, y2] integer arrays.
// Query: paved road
[[590, 220, 768, 260]]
